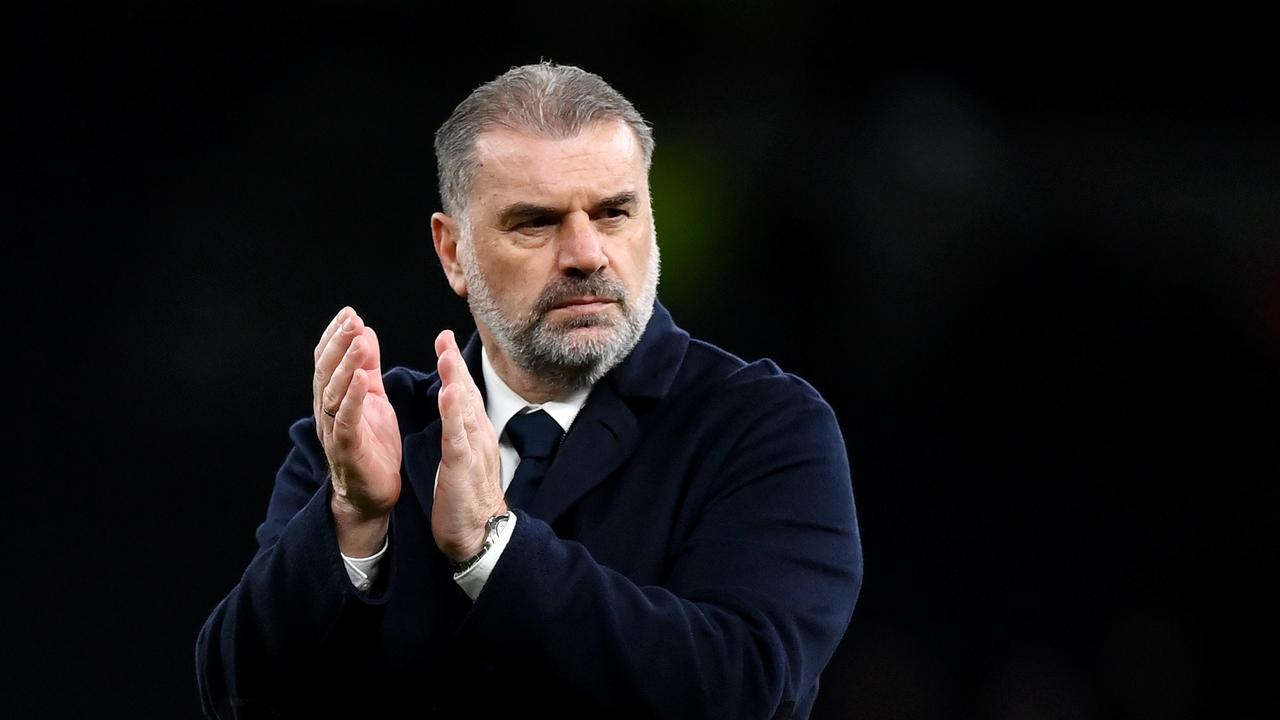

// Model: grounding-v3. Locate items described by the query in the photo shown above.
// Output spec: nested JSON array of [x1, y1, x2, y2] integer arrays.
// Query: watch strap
[[452, 512, 511, 573]]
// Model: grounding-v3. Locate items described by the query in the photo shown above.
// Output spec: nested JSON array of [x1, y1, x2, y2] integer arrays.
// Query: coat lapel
[[527, 380, 640, 524]]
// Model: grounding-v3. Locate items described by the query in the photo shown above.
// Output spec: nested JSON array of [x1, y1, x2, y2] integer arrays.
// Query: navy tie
[[503, 409, 564, 511]]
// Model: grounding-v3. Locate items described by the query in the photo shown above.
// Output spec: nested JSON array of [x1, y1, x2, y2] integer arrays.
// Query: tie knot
[[504, 409, 563, 460]]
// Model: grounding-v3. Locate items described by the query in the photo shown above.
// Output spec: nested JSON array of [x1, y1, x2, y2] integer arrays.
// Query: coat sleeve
[[194, 416, 397, 718], [454, 367, 864, 719]]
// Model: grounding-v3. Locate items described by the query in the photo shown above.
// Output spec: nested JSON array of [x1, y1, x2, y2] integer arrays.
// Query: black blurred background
[[9, 5, 1279, 718]]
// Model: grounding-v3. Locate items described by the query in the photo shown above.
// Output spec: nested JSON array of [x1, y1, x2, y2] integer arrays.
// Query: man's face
[[454, 120, 659, 388]]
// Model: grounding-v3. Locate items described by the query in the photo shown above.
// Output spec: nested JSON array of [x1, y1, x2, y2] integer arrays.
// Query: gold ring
[[323, 406, 338, 418]]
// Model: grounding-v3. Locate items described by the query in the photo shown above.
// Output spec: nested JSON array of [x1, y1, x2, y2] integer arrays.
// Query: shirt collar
[[481, 346, 591, 436]]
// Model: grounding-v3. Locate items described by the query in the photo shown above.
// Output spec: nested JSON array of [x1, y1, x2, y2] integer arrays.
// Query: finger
[[433, 329, 455, 393], [434, 330, 492, 444], [456, 378, 497, 468], [441, 352, 485, 436], [314, 313, 365, 413], [454, 351, 490, 440], [435, 333, 500, 485], [314, 306, 355, 363], [357, 326, 386, 394], [321, 334, 366, 430], [438, 383, 472, 470], [443, 333, 496, 448], [313, 308, 352, 440], [434, 329, 454, 360], [435, 332, 462, 388], [459, 385, 482, 436], [332, 368, 368, 454], [435, 330, 483, 409], [462, 358, 485, 411]]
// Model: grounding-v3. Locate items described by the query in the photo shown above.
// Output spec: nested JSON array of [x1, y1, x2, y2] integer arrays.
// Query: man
[[196, 62, 862, 719]]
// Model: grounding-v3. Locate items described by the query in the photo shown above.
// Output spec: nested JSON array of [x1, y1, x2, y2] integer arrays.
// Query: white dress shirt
[[342, 347, 590, 598]]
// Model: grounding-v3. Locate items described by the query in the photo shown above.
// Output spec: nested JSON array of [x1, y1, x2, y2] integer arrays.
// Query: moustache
[[532, 275, 628, 318]]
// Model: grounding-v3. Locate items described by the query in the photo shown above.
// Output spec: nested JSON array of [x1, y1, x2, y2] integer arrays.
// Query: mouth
[[551, 296, 618, 313]]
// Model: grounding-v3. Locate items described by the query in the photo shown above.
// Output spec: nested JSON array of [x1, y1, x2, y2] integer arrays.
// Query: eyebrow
[[497, 192, 639, 227], [597, 191, 638, 209]]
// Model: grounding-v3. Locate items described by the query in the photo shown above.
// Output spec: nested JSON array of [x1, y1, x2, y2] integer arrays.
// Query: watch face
[[491, 515, 510, 537]]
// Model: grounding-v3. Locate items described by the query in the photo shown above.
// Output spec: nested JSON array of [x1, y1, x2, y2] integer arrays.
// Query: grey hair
[[433, 62, 655, 217]]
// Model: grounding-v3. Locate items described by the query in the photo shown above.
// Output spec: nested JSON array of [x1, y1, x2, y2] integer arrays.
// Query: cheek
[[489, 255, 553, 305], [619, 242, 653, 288]]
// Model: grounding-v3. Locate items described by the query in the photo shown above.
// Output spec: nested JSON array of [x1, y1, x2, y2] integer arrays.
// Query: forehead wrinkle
[[468, 123, 647, 216], [477, 165, 645, 213]]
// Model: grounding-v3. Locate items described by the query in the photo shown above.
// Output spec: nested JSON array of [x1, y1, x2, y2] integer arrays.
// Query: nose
[[557, 211, 609, 277]]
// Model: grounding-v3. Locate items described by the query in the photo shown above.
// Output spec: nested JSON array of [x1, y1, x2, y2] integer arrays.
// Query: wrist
[[455, 498, 509, 556], [454, 528, 488, 562], [331, 496, 390, 557], [451, 512, 511, 572]]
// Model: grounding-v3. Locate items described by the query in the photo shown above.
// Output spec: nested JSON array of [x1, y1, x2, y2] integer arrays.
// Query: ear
[[431, 212, 468, 298]]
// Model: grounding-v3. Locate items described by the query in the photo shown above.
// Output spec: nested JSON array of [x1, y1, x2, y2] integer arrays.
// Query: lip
[[552, 296, 617, 310], [547, 295, 616, 312]]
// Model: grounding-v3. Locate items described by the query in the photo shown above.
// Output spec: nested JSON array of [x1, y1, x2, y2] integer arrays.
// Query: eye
[[514, 215, 557, 230], [598, 207, 630, 221]]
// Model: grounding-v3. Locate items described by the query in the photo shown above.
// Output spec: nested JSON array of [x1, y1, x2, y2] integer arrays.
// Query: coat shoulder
[[678, 338, 832, 415]]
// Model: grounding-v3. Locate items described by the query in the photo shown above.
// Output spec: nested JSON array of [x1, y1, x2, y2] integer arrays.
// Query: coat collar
[[402, 301, 689, 525]]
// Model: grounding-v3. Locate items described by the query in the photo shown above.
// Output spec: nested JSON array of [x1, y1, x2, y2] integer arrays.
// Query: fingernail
[[342, 318, 353, 332]]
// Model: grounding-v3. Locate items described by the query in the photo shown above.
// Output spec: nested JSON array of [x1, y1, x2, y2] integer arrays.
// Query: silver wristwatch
[[452, 512, 511, 573]]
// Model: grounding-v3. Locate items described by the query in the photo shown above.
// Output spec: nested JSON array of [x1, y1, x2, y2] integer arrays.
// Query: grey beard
[[459, 237, 660, 392]]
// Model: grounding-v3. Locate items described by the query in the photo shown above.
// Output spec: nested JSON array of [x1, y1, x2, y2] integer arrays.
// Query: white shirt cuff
[[453, 512, 518, 600], [341, 537, 389, 592]]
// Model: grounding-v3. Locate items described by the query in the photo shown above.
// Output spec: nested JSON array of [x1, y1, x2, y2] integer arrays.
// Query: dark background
[[10, 5, 1279, 718]]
